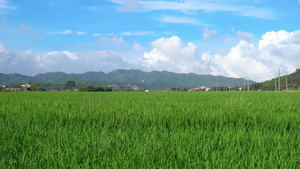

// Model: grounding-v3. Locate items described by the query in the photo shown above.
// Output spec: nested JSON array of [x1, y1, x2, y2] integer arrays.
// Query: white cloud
[[201, 28, 217, 40], [35, 51, 79, 71], [133, 42, 144, 51], [203, 30, 300, 81], [110, 0, 275, 19], [232, 27, 253, 41], [47, 29, 73, 35], [2, 30, 300, 82], [0, 0, 16, 13], [61, 29, 72, 34], [99, 36, 125, 44], [121, 31, 154, 36], [83, 50, 129, 70], [0, 43, 132, 75], [0, 46, 38, 75], [141, 30, 300, 81], [142, 36, 211, 73], [204, 41, 270, 79], [158, 15, 203, 25], [259, 30, 300, 48], [76, 31, 86, 35], [0, 43, 5, 52]]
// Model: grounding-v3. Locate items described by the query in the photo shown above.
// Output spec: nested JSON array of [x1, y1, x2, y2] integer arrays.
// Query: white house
[[21, 84, 31, 91]]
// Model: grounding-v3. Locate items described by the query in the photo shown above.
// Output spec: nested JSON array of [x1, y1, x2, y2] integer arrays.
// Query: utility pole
[[244, 77, 245, 92], [229, 81, 230, 91], [278, 69, 280, 93], [226, 80, 227, 91], [275, 76, 277, 93], [216, 83, 218, 92], [248, 79, 249, 92], [286, 71, 288, 93]]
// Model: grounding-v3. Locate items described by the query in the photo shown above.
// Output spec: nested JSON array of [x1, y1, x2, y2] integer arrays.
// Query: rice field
[[1, 91, 300, 168]]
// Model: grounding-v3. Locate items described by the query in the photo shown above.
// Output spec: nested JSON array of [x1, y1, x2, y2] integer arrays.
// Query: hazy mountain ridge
[[0, 69, 256, 90]]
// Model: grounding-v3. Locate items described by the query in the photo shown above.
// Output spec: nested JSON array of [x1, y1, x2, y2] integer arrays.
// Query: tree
[[65, 81, 76, 91], [119, 86, 125, 91]]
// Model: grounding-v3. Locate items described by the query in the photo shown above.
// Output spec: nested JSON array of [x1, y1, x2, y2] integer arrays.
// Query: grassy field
[[1, 92, 300, 168]]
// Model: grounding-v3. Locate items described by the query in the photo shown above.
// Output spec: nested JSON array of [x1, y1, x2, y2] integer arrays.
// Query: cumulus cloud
[[142, 36, 212, 74], [35, 51, 79, 72], [203, 30, 300, 81], [2, 30, 300, 82], [99, 36, 125, 44], [232, 27, 253, 41], [142, 30, 300, 81], [0, 43, 132, 75], [0, 45, 38, 75], [201, 28, 217, 40], [0, 44, 4, 52]]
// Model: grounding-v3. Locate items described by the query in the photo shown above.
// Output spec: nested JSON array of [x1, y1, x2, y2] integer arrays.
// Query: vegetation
[[250, 69, 300, 91], [0, 69, 255, 91], [77, 85, 113, 92], [29, 83, 46, 91], [65, 80, 76, 91], [1, 92, 299, 168]]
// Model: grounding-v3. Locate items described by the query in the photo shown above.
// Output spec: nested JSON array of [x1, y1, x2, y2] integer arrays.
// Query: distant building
[[21, 84, 31, 91], [188, 86, 208, 92]]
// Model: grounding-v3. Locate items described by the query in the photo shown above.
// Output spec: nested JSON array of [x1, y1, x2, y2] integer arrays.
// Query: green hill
[[250, 69, 300, 91], [0, 69, 256, 90]]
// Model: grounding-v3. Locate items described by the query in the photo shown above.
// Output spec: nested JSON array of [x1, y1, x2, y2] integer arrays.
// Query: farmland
[[1, 92, 300, 168]]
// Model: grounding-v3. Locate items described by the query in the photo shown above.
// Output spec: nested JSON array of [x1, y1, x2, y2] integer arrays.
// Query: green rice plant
[[0, 92, 300, 168]]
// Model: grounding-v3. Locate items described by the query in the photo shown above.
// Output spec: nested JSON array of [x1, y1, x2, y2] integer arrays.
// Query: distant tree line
[[77, 85, 113, 92], [170, 87, 188, 92], [30, 83, 46, 91], [249, 69, 300, 91]]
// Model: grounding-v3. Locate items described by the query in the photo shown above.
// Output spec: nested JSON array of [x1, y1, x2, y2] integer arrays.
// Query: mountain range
[[0, 69, 256, 90]]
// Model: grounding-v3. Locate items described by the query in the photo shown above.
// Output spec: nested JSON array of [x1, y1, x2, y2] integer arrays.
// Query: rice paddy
[[1, 92, 300, 168]]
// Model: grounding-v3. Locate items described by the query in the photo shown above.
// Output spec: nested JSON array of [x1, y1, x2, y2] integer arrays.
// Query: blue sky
[[1, 0, 300, 81]]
